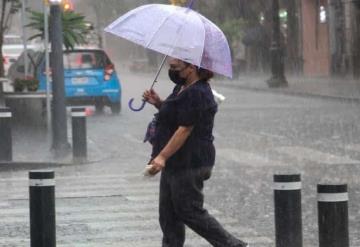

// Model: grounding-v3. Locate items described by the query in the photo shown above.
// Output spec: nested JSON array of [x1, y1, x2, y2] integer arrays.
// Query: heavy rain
[[0, 0, 359, 246]]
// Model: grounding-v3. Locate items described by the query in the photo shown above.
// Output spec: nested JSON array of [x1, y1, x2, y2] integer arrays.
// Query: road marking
[[345, 143, 360, 152], [217, 148, 286, 166], [274, 146, 360, 165], [0, 172, 273, 246], [258, 131, 286, 140]]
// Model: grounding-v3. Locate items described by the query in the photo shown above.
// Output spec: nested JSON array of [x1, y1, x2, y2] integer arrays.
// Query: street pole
[[21, 0, 28, 78], [43, 1, 52, 142], [50, 0, 70, 157], [267, 0, 288, 88]]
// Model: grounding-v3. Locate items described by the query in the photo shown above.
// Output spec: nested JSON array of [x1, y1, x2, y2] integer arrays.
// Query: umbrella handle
[[128, 98, 146, 112], [128, 55, 167, 112]]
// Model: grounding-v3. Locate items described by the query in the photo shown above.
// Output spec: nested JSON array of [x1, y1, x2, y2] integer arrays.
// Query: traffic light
[[62, 0, 74, 11], [43, 0, 74, 10]]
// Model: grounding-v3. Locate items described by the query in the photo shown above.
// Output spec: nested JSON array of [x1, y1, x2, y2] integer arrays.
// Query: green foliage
[[13, 76, 39, 92], [26, 10, 91, 50], [62, 11, 89, 50]]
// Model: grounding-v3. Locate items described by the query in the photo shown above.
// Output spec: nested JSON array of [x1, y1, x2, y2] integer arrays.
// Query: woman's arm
[[148, 125, 193, 175]]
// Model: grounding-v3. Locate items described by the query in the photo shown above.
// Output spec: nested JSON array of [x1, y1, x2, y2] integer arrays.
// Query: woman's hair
[[197, 67, 214, 82], [183, 61, 214, 82]]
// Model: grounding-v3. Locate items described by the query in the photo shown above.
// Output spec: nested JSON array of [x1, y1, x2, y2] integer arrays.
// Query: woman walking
[[143, 58, 248, 247]]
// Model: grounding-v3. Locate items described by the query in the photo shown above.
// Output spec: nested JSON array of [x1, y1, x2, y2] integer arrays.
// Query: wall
[[301, 0, 330, 76]]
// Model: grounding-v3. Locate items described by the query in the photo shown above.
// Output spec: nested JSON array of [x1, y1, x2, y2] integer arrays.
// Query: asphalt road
[[2, 70, 360, 246]]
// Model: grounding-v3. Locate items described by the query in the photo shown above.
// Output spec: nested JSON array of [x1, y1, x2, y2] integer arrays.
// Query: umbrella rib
[[145, 6, 190, 50], [145, 8, 176, 48], [198, 16, 206, 69]]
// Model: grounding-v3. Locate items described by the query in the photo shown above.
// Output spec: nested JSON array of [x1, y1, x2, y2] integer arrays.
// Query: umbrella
[[104, 3, 232, 111]]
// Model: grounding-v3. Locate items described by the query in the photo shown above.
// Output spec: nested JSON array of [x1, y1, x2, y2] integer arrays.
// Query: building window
[[319, 5, 327, 23]]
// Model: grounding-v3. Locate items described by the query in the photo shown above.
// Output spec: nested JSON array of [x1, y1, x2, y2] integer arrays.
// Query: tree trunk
[[329, 0, 346, 76], [0, 35, 4, 77], [353, 5, 360, 78]]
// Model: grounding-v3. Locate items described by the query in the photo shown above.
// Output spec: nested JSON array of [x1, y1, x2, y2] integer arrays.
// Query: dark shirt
[[152, 80, 217, 171]]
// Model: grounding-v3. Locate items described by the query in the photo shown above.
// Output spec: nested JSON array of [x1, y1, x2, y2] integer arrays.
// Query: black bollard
[[71, 108, 87, 163], [274, 174, 303, 247], [318, 184, 349, 247], [29, 170, 56, 247], [0, 107, 12, 161]]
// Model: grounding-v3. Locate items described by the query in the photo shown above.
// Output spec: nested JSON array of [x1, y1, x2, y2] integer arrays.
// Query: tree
[[0, 0, 21, 77], [26, 10, 91, 50]]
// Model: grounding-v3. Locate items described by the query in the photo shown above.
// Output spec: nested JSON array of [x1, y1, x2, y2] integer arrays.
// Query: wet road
[[2, 71, 360, 246]]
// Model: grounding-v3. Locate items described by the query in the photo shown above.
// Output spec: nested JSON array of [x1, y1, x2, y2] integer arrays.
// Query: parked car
[[8, 48, 122, 114], [2, 34, 42, 75]]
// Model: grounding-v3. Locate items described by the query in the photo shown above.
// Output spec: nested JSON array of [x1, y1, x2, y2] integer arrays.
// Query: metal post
[[0, 108, 12, 161], [29, 170, 56, 247], [318, 184, 349, 247], [43, 0, 52, 140], [50, 2, 70, 157], [267, 0, 288, 88], [71, 108, 87, 163], [21, 0, 28, 78], [0, 79, 4, 106], [274, 174, 302, 247]]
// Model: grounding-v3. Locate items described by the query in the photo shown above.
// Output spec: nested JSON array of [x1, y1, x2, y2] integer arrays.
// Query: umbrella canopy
[[105, 4, 232, 78]]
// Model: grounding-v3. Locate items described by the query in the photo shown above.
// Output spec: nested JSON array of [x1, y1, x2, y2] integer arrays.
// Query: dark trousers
[[159, 167, 247, 247]]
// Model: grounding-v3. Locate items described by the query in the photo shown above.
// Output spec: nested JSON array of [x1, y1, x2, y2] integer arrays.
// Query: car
[[2, 34, 42, 75], [8, 48, 122, 114]]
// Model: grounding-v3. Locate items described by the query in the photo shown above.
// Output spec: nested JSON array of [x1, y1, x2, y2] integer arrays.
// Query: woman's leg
[[170, 167, 248, 247], [159, 170, 185, 247]]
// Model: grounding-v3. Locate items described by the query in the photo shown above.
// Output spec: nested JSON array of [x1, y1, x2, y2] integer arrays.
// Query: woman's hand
[[143, 89, 162, 108], [147, 155, 166, 176]]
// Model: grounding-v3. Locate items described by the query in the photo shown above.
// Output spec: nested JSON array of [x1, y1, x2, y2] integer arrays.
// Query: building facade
[[300, 0, 360, 78]]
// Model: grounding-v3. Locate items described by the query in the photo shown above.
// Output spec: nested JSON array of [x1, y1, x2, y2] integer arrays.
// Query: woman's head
[[195, 66, 214, 82], [168, 58, 214, 85]]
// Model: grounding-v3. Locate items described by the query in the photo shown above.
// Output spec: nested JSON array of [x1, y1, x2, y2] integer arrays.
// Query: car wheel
[[110, 102, 121, 115], [95, 101, 105, 114]]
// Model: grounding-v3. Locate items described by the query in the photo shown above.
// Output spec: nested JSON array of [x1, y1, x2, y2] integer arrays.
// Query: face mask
[[168, 69, 187, 85]]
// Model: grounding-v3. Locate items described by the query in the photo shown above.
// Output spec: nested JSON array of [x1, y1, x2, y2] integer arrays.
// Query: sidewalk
[[215, 74, 360, 102], [2, 73, 360, 246], [3, 73, 360, 167]]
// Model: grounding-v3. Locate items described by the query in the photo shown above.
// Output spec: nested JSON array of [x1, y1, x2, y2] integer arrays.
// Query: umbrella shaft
[[150, 55, 168, 90], [149, 0, 196, 90]]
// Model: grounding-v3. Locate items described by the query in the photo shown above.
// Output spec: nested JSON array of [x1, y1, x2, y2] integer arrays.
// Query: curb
[[0, 161, 73, 172], [0, 155, 112, 172], [213, 82, 360, 104]]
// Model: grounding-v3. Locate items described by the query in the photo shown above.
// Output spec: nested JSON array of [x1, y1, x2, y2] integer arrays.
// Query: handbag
[[143, 113, 158, 145]]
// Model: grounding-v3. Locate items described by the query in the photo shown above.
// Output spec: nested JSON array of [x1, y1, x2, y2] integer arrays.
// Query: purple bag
[[143, 113, 158, 145]]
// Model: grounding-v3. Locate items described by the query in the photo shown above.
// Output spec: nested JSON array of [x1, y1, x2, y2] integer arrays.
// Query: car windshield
[[63, 51, 110, 69]]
